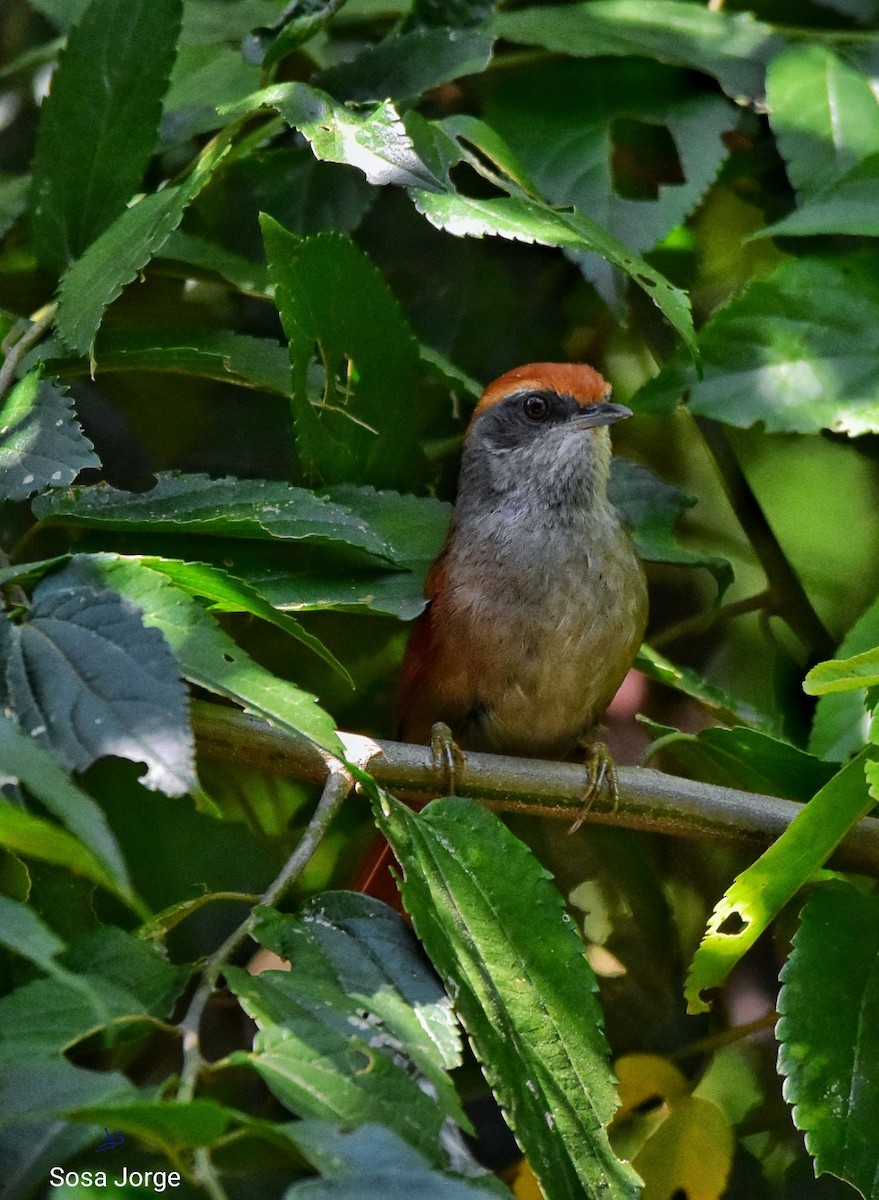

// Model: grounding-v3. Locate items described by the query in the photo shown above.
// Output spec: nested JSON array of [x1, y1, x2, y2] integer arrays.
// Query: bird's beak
[[574, 401, 633, 429]]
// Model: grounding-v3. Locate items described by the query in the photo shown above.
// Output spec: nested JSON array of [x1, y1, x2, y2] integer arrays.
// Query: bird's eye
[[522, 394, 549, 421]]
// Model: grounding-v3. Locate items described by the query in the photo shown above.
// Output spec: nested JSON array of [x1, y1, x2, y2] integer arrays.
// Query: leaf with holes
[[2, 562, 194, 795], [685, 750, 878, 1013]]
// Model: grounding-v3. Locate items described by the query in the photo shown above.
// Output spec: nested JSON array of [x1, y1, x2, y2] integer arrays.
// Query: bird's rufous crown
[[469, 362, 610, 428]]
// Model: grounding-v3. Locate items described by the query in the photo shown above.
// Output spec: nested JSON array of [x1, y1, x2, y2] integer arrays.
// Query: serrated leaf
[[374, 792, 641, 1200], [54, 136, 231, 356], [0, 372, 99, 500], [410, 189, 696, 359], [41, 329, 291, 394], [636, 644, 771, 730], [804, 646, 879, 695], [32, 472, 395, 561], [286, 1120, 510, 1198], [767, 44, 879, 200], [3, 562, 195, 796], [0, 973, 150, 1058], [317, 26, 494, 103], [484, 59, 733, 259], [810, 594, 879, 761], [0, 709, 133, 899], [29, 0, 183, 271], [635, 253, 879, 435], [0, 893, 65, 970], [262, 221, 429, 489], [760, 154, 879, 239], [778, 881, 879, 1200], [72, 553, 342, 755], [489, 1, 782, 103], [609, 459, 732, 594], [685, 749, 878, 1014]]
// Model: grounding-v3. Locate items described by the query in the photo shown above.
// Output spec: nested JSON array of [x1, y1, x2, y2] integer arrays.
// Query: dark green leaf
[[0, 372, 99, 500], [766, 44, 879, 199], [259, 0, 350, 69], [0, 973, 151, 1057], [809, 594, 879, 761], [73, 553, 343, 755], [54, 136, 232, 355], [32, 473, 396, 560], [489, 1, 782, 103], [642, 724, 837, 802], [410, 190, 696, 358], [484, 60, 732, 258], [262, 221, 429, 489], [0, 709, 134, 900], [4, 562, 195, 796], [317, 27, 494, 103], [0, 894, 65, 970], [609, 458, 732, 594], [761, 154, 879, 238], [0, 174, 29, 241], [63, 925, 188, 1016], [163, 43, 261, 142], [66, 1098, 234, 1152], [375, 793, 641, 1200], [635, 254, 879, 435], [685, 749, 879, 1014], [29, 0, 183, 271], [407, 0, 496, 28], [286, 1120, 510, 1198], [636, 644, 772, 730], [159, 230, 273, 295], [181, 0, 281, 44], [778, 882, 879, 1200]]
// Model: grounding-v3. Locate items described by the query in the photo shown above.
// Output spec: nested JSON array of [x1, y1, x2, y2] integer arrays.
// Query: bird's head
[[458, 362, 632, 513]]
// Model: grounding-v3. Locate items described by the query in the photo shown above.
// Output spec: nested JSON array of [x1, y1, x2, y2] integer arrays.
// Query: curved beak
[[574, 401, 633, 429]]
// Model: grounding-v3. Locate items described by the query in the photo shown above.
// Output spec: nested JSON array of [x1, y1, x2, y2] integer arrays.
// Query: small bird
[[396, 362, 648, 769]]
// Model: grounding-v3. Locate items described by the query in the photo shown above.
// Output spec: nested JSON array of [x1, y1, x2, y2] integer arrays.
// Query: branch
[[0, 304, 57, 399], [191, 702, 879, 877]]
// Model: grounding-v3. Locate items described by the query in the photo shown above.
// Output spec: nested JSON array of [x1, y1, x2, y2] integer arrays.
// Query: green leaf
[[54, 135, 232, 356], [0, 372, 99, 500], [32, 472, 395, 561], [641, 724, 837, 803], [489, 1, 782, 103], [63, 925, 187, 1016], [761, 154, 879, 239], [163, 43, 261, 142], [374, 793, 641, 1200], [0, 894, 65, 970], [262, 221, 429, 489], [73, 553, 343, 755], [0, 174, 29, 241], [3, 561, 195, 796], [127, 556, 351, 684], [685, 749, 879, 1014], [766, 44, 879, 199], [180, 0, 281, 44], [636, 644, 771, 731], [0, 710, 134, 900], [410, 189, 696, 359], [805, 646, 879, 695], [317, 26, 494, 103], [159, 229, 273, 295], [258, 0, 350, 69], [41, 329, 291, 394], [484, 59, 733, 258], [286, 1120, 510, 1198], [609, 458, 732, 595], [0, 973, 152, 1058], [66, 1098, 234, 1152], [810, 594, 879, 761], [29, 0, 183, 272], [231, 83, 447, 190], [777, 881, 879, 1200], [635, 253, 879, 435]]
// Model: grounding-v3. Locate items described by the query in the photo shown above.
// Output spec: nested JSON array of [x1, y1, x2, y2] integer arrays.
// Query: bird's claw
[[568, 742, 618, 834], [430, 721, 466, 796]]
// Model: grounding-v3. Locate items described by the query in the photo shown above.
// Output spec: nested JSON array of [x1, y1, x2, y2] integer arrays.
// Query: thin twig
[[0, 303, 57, 399], [191, 702, 879, 877], [650, 590, 771, 651], [696, 417, 834, 659], [176, 765, 353, 1103], [0, 549, 29, 611]]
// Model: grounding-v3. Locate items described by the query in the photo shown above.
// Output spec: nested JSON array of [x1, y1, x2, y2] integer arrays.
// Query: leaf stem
[[175, 764, 353, 1104], [650, 589, 772, 650], [191, 702, 879, 877], [0, 303, 57, 399], [696, 417, 834, 659]]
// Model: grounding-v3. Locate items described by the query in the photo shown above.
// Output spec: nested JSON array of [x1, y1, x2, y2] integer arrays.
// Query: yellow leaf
[[633, 1095, 734, 1200]]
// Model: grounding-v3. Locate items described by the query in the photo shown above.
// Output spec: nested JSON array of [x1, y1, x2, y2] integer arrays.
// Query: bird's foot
[[430, 721, 466, 796], [568, 741, 618, 834]]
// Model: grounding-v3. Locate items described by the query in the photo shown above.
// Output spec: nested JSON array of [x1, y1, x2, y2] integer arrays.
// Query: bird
[[396, 361, 648, 768]]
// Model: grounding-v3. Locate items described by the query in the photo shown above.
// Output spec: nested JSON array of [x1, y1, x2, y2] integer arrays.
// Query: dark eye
[[522, 394, 549, 421]]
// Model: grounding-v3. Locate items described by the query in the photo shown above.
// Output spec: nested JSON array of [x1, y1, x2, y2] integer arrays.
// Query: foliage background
[[2, 0, 879, 1197]]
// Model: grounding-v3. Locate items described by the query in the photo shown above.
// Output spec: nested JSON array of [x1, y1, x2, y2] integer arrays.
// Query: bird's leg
[[568, 739, 618, 833], [430, 721, 466, 796]]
